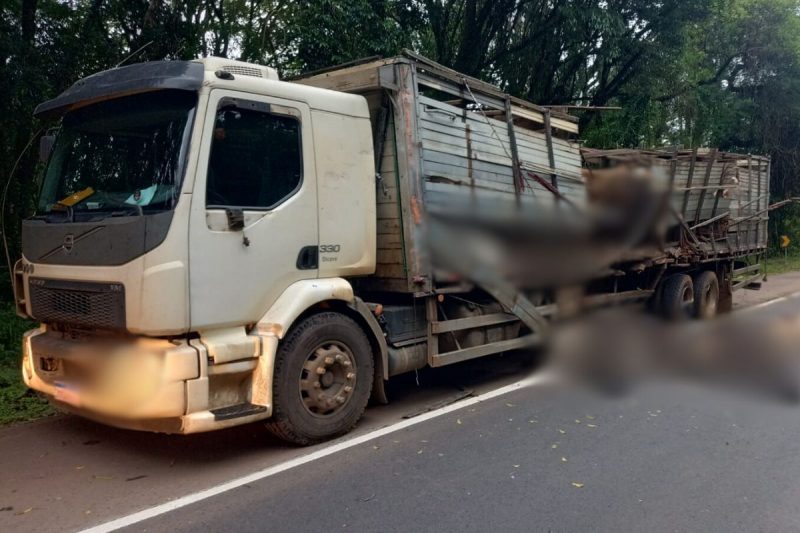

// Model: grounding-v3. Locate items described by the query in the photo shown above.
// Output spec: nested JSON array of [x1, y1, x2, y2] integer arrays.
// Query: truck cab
[[17, 58, 379, 441]]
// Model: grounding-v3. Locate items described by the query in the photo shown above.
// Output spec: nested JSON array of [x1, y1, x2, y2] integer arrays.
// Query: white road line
[[740, 290, 800, 313], [81, 371, 557, 533]]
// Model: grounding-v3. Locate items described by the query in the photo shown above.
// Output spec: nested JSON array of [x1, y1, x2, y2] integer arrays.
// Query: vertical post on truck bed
[[393, 62, 431, 293], [710, 161, 728, 220], [426, 296, 439, 361], [754, 156, 761, 254], [668, 147, 678, 187], [681, 149, 698, 218], [694, 149, 719, 226], [748, 155, 755, 252], [503, 97, 523, 202], [543, 110, 559, 193]]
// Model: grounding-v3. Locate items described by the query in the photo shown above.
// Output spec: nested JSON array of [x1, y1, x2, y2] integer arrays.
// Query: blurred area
[[547, 302, 800, 405], [423, 151, 800, 407], [427, 157, 672, 291]]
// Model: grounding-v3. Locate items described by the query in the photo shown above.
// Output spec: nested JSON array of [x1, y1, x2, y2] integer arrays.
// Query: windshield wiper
[[99, 197, 144, 217]]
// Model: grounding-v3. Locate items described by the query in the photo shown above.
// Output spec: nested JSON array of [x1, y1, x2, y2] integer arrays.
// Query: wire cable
[[2, 128, 43, 295]]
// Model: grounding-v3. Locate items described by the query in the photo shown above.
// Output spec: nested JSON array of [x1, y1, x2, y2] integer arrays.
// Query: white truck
[[15, 53, 769, 444]]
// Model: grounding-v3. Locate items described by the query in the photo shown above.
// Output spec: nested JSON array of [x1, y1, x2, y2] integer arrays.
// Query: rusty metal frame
[[543, 110, 559, 191], [503, 96, 523, 200]]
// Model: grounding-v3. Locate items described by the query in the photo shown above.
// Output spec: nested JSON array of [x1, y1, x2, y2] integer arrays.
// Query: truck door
[[188, 90, 318, 330]]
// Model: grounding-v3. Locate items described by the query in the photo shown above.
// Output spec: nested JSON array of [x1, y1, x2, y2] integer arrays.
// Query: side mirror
[[39, 135, 55, 164]]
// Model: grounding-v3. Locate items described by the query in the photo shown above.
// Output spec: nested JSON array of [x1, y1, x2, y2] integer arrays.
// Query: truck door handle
[[296, 246, 319, 270]]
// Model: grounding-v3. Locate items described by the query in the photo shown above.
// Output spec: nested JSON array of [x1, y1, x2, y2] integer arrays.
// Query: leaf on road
[[15, 507, 33, 516], [587, 424, 598, 428], [572, 482, 585, 489], [551, 444, 559, 449], [125, 475, 147, 482], [558, 429, 566, 434], [586, 415, 595, 420], [575, 419, 582, 424], [561, 457, 568, 463], [506, 403, 515, 407], [75, 465, 85, 470], [456, 418, 462, 425]]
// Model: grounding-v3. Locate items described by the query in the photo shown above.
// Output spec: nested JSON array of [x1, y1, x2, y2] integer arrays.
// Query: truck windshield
[[38, 90, 197, 216]]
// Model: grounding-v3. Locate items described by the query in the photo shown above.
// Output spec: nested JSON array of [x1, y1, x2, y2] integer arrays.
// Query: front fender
[[254, 278, 355, 339]]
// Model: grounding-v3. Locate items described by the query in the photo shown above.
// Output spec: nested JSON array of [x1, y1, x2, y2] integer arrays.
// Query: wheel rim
[[299, 341, 357, 417]]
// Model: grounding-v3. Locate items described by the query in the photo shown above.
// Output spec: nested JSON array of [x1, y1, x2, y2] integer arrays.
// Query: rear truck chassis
[[15, 53, 775, 444]]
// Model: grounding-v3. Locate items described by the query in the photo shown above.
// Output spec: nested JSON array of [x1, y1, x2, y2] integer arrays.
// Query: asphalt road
[[130, 377, 800, 533], [2, 274, 800, 533]]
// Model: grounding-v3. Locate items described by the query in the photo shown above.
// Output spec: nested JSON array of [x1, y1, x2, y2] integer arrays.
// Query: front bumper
[[22, 328, 272, 434]]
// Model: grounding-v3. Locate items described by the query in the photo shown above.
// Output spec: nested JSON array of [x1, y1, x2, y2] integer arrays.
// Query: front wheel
[[266, 312, 374, 445]]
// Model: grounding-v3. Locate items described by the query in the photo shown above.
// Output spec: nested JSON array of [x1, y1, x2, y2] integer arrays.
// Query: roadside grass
[[0, 304, 53, 425], [766, 251, 800, 275]]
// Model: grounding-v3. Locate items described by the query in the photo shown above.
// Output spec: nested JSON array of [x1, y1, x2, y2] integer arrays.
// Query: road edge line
[[739, 290, 800, 313], [81, 372, 555, 533]]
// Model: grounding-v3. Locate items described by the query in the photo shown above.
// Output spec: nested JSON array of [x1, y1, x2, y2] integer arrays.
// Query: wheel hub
[[299, 342, 357, 417]]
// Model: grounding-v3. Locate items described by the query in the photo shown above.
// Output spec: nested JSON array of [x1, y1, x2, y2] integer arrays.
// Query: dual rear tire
[[657, 271, 720, 321]]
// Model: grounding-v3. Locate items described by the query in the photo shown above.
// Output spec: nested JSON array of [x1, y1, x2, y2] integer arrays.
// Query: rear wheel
[[692, 271, 720, 320], [266, 312, 374, 445], [659, 274, 694, 321]]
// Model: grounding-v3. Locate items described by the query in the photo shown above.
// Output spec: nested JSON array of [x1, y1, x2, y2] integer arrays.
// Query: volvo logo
[[62, 234, 75, 253], [38, 227, 105, 261]]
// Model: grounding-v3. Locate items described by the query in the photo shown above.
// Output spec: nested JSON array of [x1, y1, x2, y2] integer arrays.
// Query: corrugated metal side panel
[[416, 96, 586, 210]]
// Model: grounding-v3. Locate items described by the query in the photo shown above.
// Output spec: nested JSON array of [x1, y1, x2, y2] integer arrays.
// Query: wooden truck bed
[[582, 148, 770, 264], [296, 51, 586, 294]]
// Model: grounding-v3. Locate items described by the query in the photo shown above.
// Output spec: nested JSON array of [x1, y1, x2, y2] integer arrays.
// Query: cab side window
[[206, 103, 302, 209]]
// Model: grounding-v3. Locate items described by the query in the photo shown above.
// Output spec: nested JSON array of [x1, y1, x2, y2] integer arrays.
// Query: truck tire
[[659, 274, 694, 321], [692, 271, 719, 320], [266, 312, 374, 445]]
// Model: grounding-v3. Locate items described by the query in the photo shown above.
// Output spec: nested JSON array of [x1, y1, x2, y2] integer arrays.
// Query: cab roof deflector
[[34, 60, 204, 119]]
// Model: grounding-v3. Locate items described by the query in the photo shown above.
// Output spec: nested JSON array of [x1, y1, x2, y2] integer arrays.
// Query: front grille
[[29, 278, 126, 330]]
